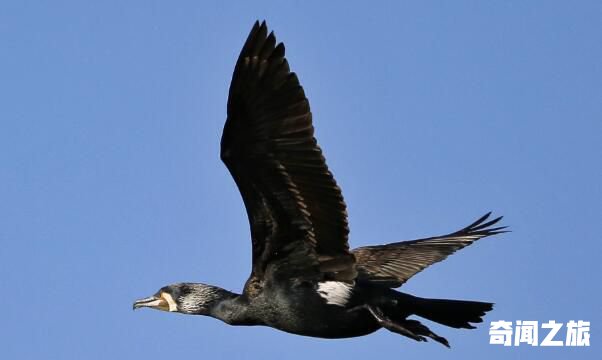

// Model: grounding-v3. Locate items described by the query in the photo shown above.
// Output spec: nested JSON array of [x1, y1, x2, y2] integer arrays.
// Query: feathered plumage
[[134, 21, 507, 347]]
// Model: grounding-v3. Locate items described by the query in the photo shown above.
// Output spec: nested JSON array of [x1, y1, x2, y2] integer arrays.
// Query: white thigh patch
[[317, 281, 353, 306]]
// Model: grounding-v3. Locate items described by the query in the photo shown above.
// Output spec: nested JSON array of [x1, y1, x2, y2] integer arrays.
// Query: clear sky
[[1, 1, 600, 359]]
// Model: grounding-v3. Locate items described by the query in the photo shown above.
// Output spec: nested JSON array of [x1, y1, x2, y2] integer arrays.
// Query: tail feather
[[412, 296, 493, 329]]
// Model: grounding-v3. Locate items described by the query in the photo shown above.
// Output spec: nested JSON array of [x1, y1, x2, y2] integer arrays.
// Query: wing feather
[[352, 213, 507, 287], [222, 22, 355, 294]]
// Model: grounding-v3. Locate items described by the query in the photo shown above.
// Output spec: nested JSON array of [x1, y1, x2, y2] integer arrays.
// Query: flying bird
[[133, 21, 507, 347]]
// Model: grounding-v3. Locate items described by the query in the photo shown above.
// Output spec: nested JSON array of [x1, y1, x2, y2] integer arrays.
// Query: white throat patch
[[161, 292, 178, 312], [317, 281, 353, 306]]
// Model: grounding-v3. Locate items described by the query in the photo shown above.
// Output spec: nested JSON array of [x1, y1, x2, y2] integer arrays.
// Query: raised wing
[[352, 213, 507, 288], [221, 21, 355, 294]]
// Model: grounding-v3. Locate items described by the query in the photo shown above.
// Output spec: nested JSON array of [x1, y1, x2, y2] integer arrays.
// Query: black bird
[[133, 21, 507, 347]]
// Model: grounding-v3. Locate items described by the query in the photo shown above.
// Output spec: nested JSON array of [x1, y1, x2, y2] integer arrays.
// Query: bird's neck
[[179, 284, 253, 325], [208, 293, 256, 325]]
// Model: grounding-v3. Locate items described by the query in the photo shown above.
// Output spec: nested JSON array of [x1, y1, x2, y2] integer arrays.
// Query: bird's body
[[134, 21, 507, 347], [206, 281, 381, 338]]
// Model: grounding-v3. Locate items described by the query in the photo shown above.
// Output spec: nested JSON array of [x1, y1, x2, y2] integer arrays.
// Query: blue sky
[[1, 1, 600, 359]]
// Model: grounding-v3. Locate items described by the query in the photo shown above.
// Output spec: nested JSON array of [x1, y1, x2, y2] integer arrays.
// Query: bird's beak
[[133, 295, 168, 311]]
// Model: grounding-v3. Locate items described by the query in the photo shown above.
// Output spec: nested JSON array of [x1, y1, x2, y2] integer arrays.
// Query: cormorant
[[133, 21, 507, 347]]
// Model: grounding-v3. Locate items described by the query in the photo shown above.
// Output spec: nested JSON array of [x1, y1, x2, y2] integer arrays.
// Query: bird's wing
[[221, 21, 355, 295], [352, 213, 507, 288]]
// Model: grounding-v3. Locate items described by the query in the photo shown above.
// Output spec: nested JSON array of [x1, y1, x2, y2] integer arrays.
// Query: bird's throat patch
[[161, 292, 178, 312]]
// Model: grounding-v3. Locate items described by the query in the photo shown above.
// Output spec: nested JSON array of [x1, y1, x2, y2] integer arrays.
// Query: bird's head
[[133, 283, 232, 315]]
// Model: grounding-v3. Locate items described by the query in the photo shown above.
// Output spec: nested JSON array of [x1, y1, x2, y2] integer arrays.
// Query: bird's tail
[[364, 290, 492, 347], [409, 294, 493, 329]]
